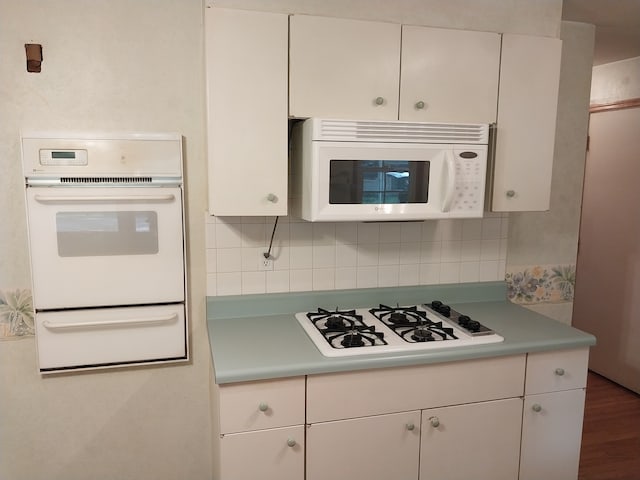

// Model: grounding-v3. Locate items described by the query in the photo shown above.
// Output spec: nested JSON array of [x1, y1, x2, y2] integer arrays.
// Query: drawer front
[[307, 354, 526, 423], [35, 303, 187, 372], [525, 348, 589, 395], [219, 376, 305, 434]]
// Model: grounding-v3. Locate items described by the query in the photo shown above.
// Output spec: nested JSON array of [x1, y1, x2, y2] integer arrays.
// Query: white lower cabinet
[[520, 390, 586, 480], [421, 398, 523, 480], [220, 425, 304, 480], [306, 411, 421, 480], [212, 349, 590, 480], [211, 376, 305, 480], [519, 348, 589, 480]]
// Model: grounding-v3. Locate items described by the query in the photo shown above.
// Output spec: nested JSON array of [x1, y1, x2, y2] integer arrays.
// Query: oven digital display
[[51, 151, 76, 159], [328, 160, 429, 204]]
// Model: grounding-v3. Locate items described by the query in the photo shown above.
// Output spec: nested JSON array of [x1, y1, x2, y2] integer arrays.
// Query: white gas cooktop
[[296, 302, 504, 357]]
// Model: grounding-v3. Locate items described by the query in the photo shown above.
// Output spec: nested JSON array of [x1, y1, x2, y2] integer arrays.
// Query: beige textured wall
[[506, 21, 595, 324], [210, 0, 562, 36], [0, 1, 210, 479], [0, 0, 577, 478], [591, 56, 640, 104]]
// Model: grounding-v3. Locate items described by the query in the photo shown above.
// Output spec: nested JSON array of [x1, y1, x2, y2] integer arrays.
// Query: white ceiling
[[562, 0, 640, 65]]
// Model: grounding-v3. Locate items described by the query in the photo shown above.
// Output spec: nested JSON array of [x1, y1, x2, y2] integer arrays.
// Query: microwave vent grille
[[315, 119, 489, 144]]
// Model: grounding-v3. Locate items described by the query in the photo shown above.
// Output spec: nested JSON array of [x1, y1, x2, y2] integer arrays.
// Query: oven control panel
[[39, 149, 88, 166]]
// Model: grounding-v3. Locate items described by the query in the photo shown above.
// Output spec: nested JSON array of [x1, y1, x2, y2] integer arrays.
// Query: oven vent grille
[[313, 119, 490, 144], [60, 177, 153, 184]]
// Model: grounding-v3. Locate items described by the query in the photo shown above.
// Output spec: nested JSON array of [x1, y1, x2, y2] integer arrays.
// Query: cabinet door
[[420, 398, 522, 480], [491, 34, 562, 211], [520, 389, 586, 480], [219, 425, 304, 480], [205, 7, 288, 216], [400, 26, 501, 123], [289, 15, 401, 120], [306, 411, 420, 480]]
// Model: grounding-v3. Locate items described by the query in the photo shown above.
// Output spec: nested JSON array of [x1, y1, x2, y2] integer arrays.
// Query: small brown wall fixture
[[25, 43, 43, 72]]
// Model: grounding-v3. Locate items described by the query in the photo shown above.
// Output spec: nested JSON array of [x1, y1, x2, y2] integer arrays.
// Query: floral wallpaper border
[[506, 264, 576, 305], [0, 289, 35, 339]]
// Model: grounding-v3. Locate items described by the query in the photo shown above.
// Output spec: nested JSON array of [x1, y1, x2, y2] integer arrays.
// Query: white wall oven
[[22, 132, 188, 373]]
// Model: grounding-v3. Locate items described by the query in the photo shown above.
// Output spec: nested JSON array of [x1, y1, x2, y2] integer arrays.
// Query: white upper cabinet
[[491, 33, 562, 212], [289, 15, 501, 124], [400, 25, 500, 123], [289, 15, 401, 120], [205, 7, 288, 216]]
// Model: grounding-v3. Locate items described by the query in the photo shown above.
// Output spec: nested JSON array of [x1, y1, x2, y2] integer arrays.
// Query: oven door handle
[[33, 194, 177, 204], [42, 313, 179, 330]]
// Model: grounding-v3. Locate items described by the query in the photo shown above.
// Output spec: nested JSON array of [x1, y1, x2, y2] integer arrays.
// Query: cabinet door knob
[[532, 403, 542, 413], [406, 422, 415, 431], [287, 437, 297, 448], [374, 96, 385, 106], [506, 190, 516, 198], [555, 368, 565, 376], [258, 402, 269, 412], [429, 416, 440, 428], [267, 193, 278, 203], [415, 100, 425, 110]]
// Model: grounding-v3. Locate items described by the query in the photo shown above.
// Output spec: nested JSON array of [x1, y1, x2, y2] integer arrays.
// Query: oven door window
[[329, 160, 429, 204], [56, 211, 159, 257]]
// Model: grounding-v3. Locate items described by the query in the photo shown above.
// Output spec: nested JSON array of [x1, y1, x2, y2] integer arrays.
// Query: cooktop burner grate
[[369, 304, 459, 343], [306, 308, 387, 349]]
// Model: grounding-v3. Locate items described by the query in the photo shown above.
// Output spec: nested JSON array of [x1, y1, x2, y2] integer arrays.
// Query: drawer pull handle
[[415, 100, 425, 110], [258, 402, 269, 412], [429, 416, 440, 428], [287, 438, 297, 448], [42, 313, 178, 330], [555, 368, 565, 376], [406, 423, 415, 431], [267, 193, 279, 203], [374, 96, 385, 106], [506, 189, 516, 198], [532, 404, 542, 413]]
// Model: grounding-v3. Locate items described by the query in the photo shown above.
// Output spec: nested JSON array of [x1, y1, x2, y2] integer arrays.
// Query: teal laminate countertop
[[206, 282, 596, 384]]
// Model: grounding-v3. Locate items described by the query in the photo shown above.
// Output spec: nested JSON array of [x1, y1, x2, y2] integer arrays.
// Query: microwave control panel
[[451, 153, 486, 213]]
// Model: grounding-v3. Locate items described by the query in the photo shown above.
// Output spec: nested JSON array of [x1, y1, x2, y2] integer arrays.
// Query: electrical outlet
[[258, 253, 274, 271]]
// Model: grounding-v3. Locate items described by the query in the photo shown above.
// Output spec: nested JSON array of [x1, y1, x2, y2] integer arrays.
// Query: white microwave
[[290, 118, 490, 222]]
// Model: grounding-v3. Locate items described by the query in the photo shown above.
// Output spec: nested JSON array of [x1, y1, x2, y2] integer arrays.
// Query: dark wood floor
[[578, 371, 640, 480]]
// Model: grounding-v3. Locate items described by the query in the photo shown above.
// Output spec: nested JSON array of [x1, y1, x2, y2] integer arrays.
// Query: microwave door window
[[56, 211, 159, 257], [329, 160, 429, 204]]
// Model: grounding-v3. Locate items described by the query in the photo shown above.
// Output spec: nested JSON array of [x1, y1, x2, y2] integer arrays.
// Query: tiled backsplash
[[205, 213, 508, 296]]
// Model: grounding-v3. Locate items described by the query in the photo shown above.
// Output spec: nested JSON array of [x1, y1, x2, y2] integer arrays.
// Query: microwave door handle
[[33, 194, 176, 204], [42, 313, 179, 330], [442, 150, 456, 212]]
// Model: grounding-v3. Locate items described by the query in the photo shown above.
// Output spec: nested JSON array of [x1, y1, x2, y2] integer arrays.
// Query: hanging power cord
[[263, 216, 279, 259]]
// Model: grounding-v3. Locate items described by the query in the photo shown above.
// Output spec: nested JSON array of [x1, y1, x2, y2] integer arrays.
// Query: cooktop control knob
[[438, 305, 451, 317], [430, 300, 443, 309], [467, 320, 481, 332], [457, 315, 471, 326]]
